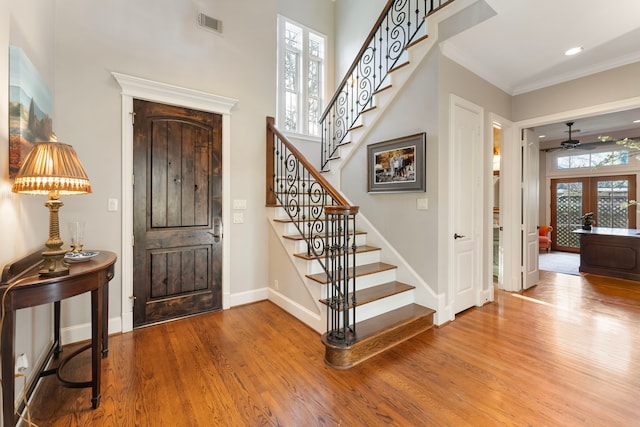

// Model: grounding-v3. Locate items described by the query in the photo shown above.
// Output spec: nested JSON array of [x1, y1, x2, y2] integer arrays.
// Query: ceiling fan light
[[565, 46, 584, 56]]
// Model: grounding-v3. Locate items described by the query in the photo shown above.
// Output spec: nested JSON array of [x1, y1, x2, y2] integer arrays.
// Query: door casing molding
[[112, 72, 238, 332]]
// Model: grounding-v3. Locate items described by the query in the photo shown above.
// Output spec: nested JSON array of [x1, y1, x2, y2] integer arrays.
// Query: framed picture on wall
[[9, 45, 53, 178], [367, 132, 426, 193]]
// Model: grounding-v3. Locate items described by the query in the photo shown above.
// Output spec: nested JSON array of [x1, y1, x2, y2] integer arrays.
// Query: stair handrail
[[319, 0, 452, 170], [267, 117, 359, 346]]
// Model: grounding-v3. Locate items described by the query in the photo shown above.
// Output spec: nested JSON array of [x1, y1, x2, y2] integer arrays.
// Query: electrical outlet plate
[[15, 353, 28, 373]]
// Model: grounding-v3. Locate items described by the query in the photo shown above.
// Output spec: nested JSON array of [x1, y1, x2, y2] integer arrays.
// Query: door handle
[[454, 233, 466, 239], [212, 218, 222, 242]]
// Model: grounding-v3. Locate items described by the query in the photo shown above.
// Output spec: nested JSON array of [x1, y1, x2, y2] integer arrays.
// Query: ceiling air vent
[[198, 13, 222, 34]]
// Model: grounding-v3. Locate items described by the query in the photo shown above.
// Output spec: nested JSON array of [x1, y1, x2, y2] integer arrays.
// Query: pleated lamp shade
[[12, 142, 92, 195]]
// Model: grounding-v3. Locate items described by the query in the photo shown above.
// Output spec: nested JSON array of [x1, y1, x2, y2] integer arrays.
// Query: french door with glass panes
[[550, 175, 636, 252]]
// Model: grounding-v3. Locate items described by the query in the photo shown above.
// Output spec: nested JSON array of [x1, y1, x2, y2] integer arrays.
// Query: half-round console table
[[1, 250, 117, 427]]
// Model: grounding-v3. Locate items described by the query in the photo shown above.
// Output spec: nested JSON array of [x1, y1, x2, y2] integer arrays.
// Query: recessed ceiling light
[[539, 135, 546, 138], [565, 46, 584, 56], [634, 119, 640, 123]]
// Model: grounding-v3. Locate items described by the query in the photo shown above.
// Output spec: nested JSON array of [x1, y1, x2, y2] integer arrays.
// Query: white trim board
[[112, 72, 238, 333]]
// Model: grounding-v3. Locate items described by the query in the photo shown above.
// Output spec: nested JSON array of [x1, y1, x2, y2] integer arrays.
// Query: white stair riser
[[292, 233, 367, 253], [354, 289, 415, 323], [304, 249, 381, 274], [319, 269, 397, 291], [282, 219, 357, 236], [323, 289, 415, 328]]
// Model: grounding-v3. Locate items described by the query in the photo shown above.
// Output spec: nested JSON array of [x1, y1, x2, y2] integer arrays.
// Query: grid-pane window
[[278, 16, 325, 137], [556, 149, 629, 169], [555, 182, 583, 249], [596, 180, 629, 228]]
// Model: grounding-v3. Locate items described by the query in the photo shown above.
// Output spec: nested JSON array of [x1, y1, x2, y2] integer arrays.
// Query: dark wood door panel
[[133, 99, 222, 327]]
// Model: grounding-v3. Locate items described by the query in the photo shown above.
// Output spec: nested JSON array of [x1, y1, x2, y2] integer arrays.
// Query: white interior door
[[450, 96, 483, 314], [522, 128, 539, 289]]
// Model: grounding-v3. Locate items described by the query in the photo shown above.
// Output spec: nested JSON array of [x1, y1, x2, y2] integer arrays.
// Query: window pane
[[596, 179, 629, 228], [285, 92, 298, 132], [555, 182, 583, 248], [557, 156, 571, 169], [308, 98, 319, 136], [285, 23, 301, 50], [570, 154, 590, 168], [284, 50, 299, 92], [309, 34, 324, 59], [308, 60, 319, 97]]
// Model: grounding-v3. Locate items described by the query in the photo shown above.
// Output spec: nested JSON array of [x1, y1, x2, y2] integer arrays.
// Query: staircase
[[265, 0, 473, 368], [270, 201, 435, 369]]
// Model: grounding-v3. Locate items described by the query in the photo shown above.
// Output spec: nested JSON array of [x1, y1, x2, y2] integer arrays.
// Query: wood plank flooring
[[25, 271, 640, 426]]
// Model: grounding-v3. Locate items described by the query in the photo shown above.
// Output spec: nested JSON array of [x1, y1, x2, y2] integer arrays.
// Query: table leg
[[2, 309, 17, 427], [102, 281, 109, 357], [54, 300, 62, 358], [90, 286, 103, 409]]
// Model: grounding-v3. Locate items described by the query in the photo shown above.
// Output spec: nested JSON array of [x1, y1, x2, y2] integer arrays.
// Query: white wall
[[1, 0, 58, 405], [334, 0, 386, 80], [341, 50, 440, 289], [512, 62, 640, 121]]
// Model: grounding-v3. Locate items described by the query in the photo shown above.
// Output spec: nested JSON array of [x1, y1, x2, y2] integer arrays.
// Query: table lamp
[[11, 141, 92, 277]]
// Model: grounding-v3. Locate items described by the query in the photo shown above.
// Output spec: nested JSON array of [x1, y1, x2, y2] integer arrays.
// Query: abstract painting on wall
[[9, 45, 53, 178]]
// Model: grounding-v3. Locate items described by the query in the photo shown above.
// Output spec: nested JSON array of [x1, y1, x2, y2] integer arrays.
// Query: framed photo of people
[[367, 132, 426, 193]]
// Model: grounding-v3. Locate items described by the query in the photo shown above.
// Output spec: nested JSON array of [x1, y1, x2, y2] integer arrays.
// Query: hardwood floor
[[26, 271, 640, 426]]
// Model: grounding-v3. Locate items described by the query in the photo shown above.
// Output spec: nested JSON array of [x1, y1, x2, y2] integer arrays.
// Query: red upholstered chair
[[539, 225, 553, 252]]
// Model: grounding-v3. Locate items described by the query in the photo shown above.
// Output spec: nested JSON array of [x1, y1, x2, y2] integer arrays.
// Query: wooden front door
[[133, 99, 222, 327]]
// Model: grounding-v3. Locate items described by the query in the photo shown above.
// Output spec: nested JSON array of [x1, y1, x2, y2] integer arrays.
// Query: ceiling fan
[[560, 122, 580, 149], [541, 122, 618, 153]]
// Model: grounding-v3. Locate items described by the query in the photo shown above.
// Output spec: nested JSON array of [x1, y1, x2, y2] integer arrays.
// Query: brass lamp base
[[39, 249, 69, 277], [39, 196, 70, 277]]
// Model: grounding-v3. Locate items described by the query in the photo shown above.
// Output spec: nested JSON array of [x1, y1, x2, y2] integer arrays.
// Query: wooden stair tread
[[355, 303, 434, 341], [389, 60, 410, 73], [294, 245, 379, 261], [406, 34, 429, 49], [373, 84, 392, 95], [322, 303, 435, 369], [284, 230, 366, 241], [306, 262, 396, 284], [320, 281, 414, 308]]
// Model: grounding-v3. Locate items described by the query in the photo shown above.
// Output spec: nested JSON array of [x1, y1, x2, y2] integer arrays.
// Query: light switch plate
[[233, 199, 247, 210], [417, 198, 428, 210], [233, 212, 244, 223], [108, 198, 118, 211]]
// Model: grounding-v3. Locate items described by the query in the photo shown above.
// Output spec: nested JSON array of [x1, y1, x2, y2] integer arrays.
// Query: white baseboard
[[61, 316, 123, 345], [228, 287, 270, 307], [268, 288, 322, 333]]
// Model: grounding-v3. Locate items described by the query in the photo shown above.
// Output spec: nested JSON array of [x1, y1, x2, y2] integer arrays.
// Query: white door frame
[[112, 72, 237, 333], [488, 114, 519, 291], [512, 96, 640, 290]]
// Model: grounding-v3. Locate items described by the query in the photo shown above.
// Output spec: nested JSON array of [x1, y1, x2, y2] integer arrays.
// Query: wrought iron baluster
[[319, 0, 453, 170]]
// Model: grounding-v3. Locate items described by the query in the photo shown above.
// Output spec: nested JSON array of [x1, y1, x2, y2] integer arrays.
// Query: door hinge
[[130, 111, 136, 125], [129, 295, 136, 306], [132, 235, 135, 246]]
